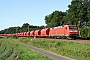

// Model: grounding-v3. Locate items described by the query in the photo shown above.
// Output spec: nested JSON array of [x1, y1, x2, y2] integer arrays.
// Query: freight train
[[0, 25, 78, 40]]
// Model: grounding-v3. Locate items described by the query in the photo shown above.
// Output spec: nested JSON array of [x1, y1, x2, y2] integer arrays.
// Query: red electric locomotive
[[49, 25, 78, 39]]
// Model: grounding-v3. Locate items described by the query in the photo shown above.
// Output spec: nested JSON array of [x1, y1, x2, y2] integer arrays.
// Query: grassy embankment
[[17, 37, 90, 60], [0, 38, 51, 60]]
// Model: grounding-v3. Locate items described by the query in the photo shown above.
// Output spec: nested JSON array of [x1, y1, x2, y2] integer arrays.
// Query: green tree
[[44, 10, 66, 27], [21, 23, 30, 32], [15, 26, 21, 33], [67, 0, 89, 27], [87, 0, 90, 26]]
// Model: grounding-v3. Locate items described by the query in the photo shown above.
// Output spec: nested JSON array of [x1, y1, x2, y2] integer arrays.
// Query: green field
[[0, 38, 51, 60], [17, 37, 90, 60]]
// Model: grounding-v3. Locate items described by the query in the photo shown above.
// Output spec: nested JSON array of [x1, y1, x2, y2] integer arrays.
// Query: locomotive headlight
[[70, 30, 73, 32], [70, 30, 77, 32], [74, 30, 78, 32]]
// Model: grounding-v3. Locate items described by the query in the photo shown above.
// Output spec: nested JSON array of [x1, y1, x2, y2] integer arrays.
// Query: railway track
[[34, 38, 90, 45]]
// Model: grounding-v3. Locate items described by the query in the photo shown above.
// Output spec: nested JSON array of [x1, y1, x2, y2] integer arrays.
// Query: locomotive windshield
[[69, 26, 77, 29]]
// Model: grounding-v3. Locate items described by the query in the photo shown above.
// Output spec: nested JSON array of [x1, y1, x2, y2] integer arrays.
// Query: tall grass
[[17, 38, 90, 60], [0, 38, 51, 60], [17, 44, 51, 60]]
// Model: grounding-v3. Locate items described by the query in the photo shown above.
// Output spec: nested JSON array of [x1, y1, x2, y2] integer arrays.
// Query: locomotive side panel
[[49, 27, 65, 37]]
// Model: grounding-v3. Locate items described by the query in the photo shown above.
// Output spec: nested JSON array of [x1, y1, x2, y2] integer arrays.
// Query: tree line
[[0, 23, 45, 34], [0, 0, 90, 39]]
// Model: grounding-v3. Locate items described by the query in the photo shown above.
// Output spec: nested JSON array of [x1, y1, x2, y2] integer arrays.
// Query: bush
[[0, 37, 4, 39], [11, 35, 18, 39], [80, 27, 90, 39]]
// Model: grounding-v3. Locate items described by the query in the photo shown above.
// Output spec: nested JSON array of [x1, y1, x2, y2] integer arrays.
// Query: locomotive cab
[[64, 25, 78, 39]]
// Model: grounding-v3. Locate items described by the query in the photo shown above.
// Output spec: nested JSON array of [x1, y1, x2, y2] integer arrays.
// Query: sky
[[0, 0, 72, 30]]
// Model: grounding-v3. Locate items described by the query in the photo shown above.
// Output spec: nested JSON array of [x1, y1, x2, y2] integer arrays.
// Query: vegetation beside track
[[0, 38, 51, 60], [0, 38, 19, 60], [16, 37, 90, 60]]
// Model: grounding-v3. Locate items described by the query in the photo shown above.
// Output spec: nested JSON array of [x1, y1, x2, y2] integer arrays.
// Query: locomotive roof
[[51, 26, 63, 29], [51, 25, 76, 29]]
